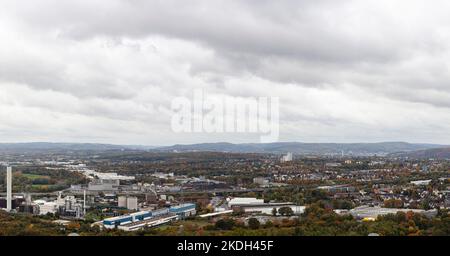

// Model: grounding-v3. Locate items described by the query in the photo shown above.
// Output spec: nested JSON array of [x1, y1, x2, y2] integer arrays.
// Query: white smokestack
[[6, 166, 12, 212], [83, 190, 86, 216]]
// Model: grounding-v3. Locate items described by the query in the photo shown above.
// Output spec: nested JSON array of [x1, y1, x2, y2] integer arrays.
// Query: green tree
[[215, 218, 235, 230], [278, 207, 294, 216], [248, 218, 260, 230]]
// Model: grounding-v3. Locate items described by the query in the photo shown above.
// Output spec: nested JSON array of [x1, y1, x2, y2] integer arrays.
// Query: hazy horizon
[[0, 140, 447, 148]]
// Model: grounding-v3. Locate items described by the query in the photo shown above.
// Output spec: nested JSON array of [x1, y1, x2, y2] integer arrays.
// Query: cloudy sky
[[1, 0, 450, 145]]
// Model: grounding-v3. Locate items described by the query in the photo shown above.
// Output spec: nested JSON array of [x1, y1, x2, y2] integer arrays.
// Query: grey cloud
[[2, 1, 414, 62], [1, 1, 450, 144]]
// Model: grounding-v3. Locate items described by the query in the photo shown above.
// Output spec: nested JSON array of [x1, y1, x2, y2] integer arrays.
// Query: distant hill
[[0, 142, 156, 152], [389, 147, 450, 159], [0, 142, 446, 156], [154, 142, 446, 156]]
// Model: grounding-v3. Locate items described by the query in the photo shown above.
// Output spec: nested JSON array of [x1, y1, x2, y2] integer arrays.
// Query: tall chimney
[[83, 189, 86, 216], [6, 166, 12, 212]]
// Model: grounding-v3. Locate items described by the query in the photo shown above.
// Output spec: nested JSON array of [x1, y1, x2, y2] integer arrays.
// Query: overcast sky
[[1, 0, 450, 145]]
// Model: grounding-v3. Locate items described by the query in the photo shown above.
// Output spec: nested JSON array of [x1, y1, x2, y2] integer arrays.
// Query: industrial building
[[227, 197, 305, 215], [410, 180, 432, 186], [0, 197, 24, 210], [18, 203, 39, 215], [117, 214, 178, 231], [348, 205, 438, 220], [169, 203, 197, 217], [238, 204, 305, 215], [102, 203, 196, 231], [34, 200, 58, 215], [227, 197, 264, 207], [88, 179, 120, 191], [317, 184, 356, 193], [33, 193, 86, 218], [59, 195, 85, 218], [77, 169, 135, 182], [80, 170, 135, 191], [253, 177, 270, 186]]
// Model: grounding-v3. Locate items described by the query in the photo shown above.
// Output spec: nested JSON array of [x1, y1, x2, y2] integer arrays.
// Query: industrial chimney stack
[[6, 166, 12, 212], [83, 189, 86, 217]]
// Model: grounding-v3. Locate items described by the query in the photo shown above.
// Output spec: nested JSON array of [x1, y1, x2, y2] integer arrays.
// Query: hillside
[[389, 147, 450, 159], [154, 142, 445, 156]]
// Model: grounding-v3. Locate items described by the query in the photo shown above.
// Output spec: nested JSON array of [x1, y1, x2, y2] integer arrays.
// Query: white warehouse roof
[[228, 197, 264, 207]]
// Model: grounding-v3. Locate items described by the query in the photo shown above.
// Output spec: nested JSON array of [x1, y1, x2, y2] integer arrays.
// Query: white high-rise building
[[281, 152, 293, 163], [6, 166, 12, 212]]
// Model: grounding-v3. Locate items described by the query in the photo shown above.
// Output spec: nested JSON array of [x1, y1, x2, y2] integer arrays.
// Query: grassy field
[[22, 173, 51, 180]]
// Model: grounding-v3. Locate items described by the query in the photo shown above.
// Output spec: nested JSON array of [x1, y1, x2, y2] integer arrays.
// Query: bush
[[248, 218, 260, 229], [215, 218, 236, 230]]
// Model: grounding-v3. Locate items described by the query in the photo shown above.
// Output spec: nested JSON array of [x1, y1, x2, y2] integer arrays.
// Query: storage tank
[[126, 197, 138, 210]]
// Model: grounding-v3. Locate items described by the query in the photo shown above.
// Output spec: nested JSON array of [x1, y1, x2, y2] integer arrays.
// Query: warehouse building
[[227, 197, 304, 215], [117, 214, 178, 232], [349, 205, 438, 220], [102, 203, 196, 230], [169, 203, 197, 217], [227, 197, 264, 207]]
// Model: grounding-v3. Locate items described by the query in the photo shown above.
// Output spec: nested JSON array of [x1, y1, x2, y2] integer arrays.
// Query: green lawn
[[22, 173, 51, 180], [31, 184, 48, 189]]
